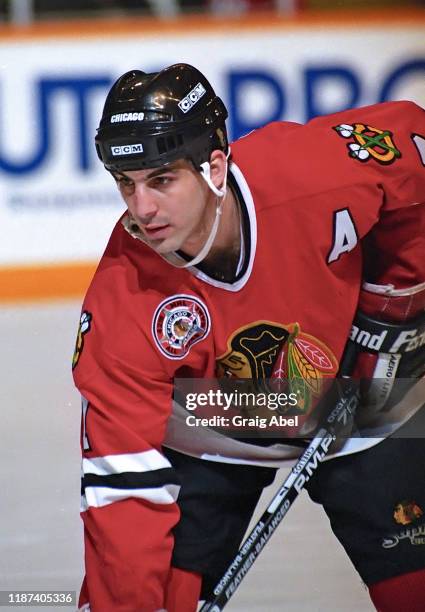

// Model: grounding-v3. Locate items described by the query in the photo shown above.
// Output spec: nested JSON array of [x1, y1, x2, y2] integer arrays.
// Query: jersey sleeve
[[73, 262, 180, 611], [320, 100, 425, 290]]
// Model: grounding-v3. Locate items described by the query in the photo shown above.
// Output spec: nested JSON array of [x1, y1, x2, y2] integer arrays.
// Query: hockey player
[[73, 63, 425, 611]]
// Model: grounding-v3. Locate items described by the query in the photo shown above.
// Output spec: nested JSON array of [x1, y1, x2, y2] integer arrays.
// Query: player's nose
[[132, 185, 158, 222]]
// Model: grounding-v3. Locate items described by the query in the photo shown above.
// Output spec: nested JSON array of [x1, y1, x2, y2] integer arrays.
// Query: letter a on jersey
[[327, 208, 358, 263]]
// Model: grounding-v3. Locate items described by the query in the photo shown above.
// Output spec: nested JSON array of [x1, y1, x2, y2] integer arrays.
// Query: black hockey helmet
[[95, 63, 228, 172]]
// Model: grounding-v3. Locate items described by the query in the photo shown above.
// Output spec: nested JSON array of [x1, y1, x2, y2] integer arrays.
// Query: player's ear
[[208, 149, 227, 191]]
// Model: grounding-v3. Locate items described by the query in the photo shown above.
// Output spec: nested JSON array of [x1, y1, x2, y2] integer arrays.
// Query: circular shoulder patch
[[152, 295, 211, 359]]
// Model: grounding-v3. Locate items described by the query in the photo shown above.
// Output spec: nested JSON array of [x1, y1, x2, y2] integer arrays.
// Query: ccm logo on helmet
[[111, 112, 145, 123], [111, 143, 144, 156], [178, 82, 207, 114]]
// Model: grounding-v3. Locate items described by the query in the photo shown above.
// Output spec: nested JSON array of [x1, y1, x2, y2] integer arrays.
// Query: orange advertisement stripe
[[0, 262, 97, 303], [0, 9, 423, 41]]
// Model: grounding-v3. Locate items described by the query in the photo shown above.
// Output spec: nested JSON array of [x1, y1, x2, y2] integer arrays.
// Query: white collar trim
[[182, 161, 257, 292]]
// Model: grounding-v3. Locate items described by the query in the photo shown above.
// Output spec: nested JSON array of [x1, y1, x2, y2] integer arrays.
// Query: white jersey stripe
[[82, 449, 171, 477], [81, 483, 180, 510], [80, 494, 88, 513]]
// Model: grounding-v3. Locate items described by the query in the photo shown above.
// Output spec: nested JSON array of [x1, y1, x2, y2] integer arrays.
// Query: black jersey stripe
[[81, 467, 180, 494]]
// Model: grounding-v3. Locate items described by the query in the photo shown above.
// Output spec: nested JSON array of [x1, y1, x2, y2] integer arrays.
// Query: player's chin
[[153, 228, 193, 256], [153, 235, 181, 255]]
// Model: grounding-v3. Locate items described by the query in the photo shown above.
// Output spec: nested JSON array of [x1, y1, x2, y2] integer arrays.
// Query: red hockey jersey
[[73, 101, 425, 610]]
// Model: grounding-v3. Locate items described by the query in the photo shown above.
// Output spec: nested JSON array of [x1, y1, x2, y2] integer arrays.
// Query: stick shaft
[[200, 382, 359, 612]]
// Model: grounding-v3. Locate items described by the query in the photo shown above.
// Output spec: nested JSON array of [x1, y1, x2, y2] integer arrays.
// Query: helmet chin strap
[[179, 157, 229, 268]]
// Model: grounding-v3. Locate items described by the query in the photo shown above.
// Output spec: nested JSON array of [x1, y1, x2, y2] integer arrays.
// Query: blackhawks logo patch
[[152, 295, 211, 359], [333, 123, 401, 165], [72, 311, 92, 370], [382, 500, 425, 549], [394, 500, 424, 526], [216, 321, 338, 415]]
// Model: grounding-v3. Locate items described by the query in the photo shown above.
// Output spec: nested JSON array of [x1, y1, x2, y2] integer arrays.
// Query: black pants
[[164, 408, 425, 598]]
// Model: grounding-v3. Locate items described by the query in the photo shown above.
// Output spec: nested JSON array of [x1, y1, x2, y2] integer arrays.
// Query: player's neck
[[199, 184, 242, 280]]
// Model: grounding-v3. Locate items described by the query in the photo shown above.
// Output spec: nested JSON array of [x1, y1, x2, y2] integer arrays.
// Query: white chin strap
[[179, 157, 228, 268]]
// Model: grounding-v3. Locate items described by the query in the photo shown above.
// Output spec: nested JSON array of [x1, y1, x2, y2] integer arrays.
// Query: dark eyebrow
[[111, 170, 131, 181], [112, 163, 181, 182]]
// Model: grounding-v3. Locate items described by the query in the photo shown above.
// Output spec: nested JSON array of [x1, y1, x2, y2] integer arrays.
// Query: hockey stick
[[199, 380, 360, 612]]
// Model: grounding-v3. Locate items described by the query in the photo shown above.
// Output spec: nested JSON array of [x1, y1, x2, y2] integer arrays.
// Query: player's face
[[393, 504, 408, 525], [112, 160, 216, 256]]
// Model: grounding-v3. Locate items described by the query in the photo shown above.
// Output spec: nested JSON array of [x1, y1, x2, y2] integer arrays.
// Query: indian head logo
[[393, 501, 424, 526], [72, 311, 92, 370], [333, 123, 401, 165], [216, 321, 338, 415], [382, 500, 425, 549], [152, 295, 211, 359]]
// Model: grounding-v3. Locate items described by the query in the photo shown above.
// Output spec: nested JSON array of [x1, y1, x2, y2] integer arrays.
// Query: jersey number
[[81, 396, 91, 451]]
